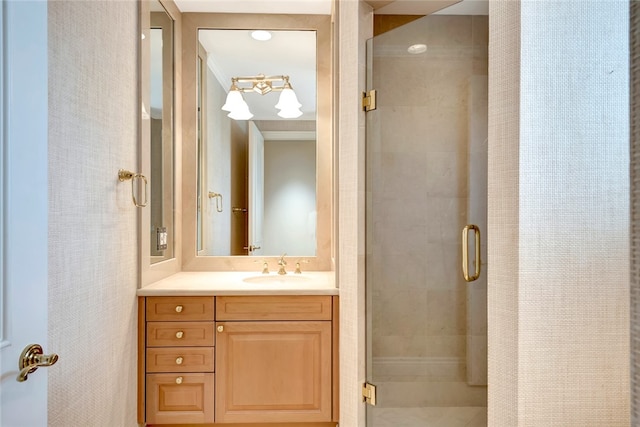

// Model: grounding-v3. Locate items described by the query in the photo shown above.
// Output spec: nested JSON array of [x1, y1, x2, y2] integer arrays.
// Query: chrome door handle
[[462, 224, 481, 282], [17, 344, 59, 382]]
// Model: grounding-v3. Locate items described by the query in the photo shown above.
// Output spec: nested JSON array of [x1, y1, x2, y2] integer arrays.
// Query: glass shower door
[[365, 13, 488, 427]]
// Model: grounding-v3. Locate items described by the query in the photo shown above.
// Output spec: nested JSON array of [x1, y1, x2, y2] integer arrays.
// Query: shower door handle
[[462, 224, 481, 282]]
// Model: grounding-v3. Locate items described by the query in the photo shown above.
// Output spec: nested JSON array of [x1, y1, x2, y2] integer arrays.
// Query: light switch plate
[[156, 227, 168, 251]]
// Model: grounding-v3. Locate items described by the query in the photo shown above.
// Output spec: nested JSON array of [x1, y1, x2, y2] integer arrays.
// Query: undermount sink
[[242, 274, 313, 285]]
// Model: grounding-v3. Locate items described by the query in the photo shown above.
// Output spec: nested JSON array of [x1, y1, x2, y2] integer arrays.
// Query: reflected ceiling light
[[251, 30, 272, 41], [222, 74, 302, 120], [407, 43, 427, 54]]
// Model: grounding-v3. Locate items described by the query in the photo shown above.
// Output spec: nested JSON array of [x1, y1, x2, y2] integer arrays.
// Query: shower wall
[[367, 15, 487, 407]]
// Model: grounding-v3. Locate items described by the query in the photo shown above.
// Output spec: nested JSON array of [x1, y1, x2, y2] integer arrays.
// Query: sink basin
[[242, 274, 313, 285]]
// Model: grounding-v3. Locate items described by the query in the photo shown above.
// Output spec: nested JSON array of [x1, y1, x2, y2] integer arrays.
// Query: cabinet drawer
[[147, 347, 215, 373], [146, 296, 214, 321], [216, 296, 333, 321], [146, 373, 214, 424], [147, 322, 215, 347]]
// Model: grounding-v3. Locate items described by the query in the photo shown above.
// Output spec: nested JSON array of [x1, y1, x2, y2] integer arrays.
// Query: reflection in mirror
[[149, 0, 175, 264], [196, 29, 317, 257]]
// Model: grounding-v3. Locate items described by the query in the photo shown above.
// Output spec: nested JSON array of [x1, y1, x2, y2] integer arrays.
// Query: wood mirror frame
[[181, 13, 333, 271]]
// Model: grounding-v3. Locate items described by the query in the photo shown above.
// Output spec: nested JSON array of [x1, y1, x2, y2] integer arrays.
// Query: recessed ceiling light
[[407, 44, 427, 54], [251, 30, 272, 41]]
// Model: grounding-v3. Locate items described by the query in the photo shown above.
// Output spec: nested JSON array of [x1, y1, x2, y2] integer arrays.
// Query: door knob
[[17, 344, 59, 382]]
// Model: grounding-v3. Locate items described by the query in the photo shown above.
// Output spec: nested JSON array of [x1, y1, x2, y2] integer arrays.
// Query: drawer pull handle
[[175, 331, 184, 339], [176, 357, 183, 365], [175, 305, 183, 313], [175, 376, 183, 385], [217, 325, 224, 333]]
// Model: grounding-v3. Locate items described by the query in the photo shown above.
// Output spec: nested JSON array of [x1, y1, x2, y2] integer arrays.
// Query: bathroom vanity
[[137, 272, 338, 426], [137, 3, 337, 425]]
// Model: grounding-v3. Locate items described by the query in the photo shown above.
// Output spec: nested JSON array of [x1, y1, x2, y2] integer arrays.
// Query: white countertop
[[137, 271, 338, 296]]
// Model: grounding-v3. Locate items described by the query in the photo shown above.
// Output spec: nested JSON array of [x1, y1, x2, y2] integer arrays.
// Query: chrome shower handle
[[462, 224, 481, 282]]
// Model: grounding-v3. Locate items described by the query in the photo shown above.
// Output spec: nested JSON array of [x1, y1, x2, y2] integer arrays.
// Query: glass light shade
[[227, 103, 253, 120], [275, 88, 302, 110], [221, 89, 244, 112], [277, 107, 303, 119]]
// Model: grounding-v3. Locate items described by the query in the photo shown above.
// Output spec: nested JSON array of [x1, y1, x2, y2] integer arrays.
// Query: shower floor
[[370, 406, 487, 427]]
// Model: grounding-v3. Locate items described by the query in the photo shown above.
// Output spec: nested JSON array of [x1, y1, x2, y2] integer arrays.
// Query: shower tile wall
[[367, 15, 487, 407]]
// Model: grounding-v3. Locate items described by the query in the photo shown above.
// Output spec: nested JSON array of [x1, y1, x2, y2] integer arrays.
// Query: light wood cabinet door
[[215, 321, 332, 423], [146, 373, 214, 424]]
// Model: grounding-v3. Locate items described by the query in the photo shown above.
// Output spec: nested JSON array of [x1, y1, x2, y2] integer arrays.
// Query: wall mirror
[[140, 0, 181, 286], [148, 0, 175, 265], [182, 14, 332, 271], [196, 29, 317, 258]]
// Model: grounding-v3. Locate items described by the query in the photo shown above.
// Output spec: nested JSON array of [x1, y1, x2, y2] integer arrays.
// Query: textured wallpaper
[[487, 1, 521, 424], [48, 1, 139, 425], [631, 1, 640, 424], [489, 1, 630, 425], [337, 1, 372, 426]]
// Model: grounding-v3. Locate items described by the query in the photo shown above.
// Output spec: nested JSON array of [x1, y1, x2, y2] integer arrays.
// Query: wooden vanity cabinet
[[139, 295, 338, 426]]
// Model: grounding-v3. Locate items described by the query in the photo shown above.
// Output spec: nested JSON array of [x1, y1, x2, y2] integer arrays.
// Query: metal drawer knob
[[217, 325, 224, 333], [175, 376, 183, 385], [176, 357, 183, 365], [175, 331, 184, 339], [175, 305, 183, 313]]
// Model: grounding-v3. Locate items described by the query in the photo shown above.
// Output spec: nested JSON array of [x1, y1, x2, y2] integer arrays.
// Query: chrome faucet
[[277, 253, 287, 275]]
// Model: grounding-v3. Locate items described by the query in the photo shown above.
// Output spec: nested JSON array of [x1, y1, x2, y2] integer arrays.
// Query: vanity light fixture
[[222, 74, 303, 120]]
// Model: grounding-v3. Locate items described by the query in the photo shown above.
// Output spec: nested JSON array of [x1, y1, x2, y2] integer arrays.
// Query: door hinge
[[362, 90, 377, 112], [362, 382, 377, 406]]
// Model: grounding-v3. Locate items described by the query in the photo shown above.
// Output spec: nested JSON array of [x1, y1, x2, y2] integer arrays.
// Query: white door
[[0, 2, 50, 426], [248, 121, 264, 256]]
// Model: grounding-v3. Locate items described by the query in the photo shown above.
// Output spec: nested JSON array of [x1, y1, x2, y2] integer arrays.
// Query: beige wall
[[337, 0, 372, 425], [488, 1, 629, 425], [263, 140, 316, 255], [632, 1, 640, 424], [48, 1, 139, 425]]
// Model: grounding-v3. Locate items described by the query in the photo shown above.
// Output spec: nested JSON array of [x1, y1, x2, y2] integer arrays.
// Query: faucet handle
[[253, 259, 269, 274], [294, 259, 310, 274]]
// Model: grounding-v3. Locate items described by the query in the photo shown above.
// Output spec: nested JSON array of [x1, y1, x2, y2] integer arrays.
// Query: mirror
[[181, 14, 332, 271], [196, 29, 317, 257], [147, 0, 175, 265]]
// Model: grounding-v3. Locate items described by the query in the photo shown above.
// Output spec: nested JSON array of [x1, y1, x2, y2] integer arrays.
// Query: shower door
[[365, 13, 488, 427]]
